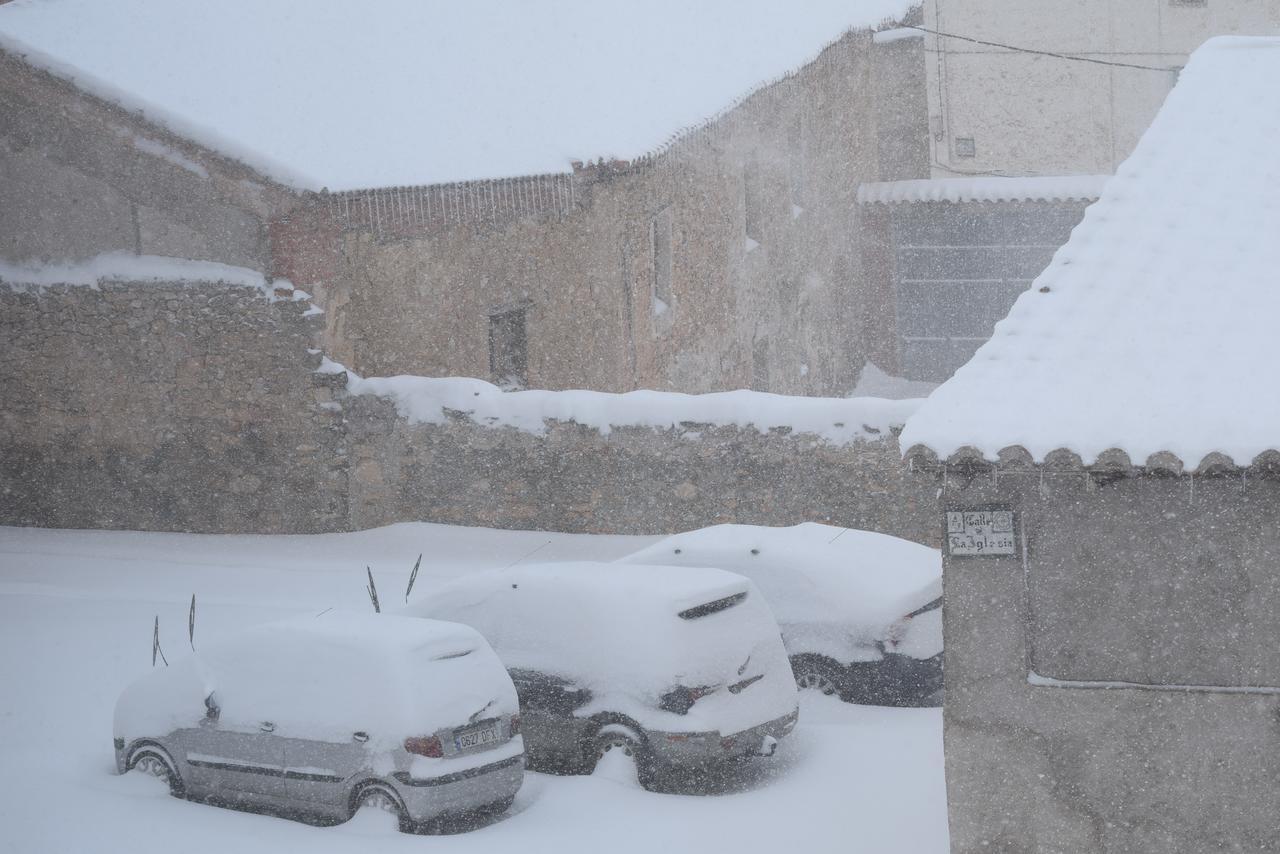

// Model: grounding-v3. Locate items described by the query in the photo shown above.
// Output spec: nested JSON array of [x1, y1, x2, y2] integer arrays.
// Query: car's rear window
[[677, 591, 747, 620]]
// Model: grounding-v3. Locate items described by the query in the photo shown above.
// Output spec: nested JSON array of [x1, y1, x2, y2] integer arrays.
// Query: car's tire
[[127, 745, 185, 797], [791, 655, 844, 697], [588, 722, 660, 790], [349, 781, 411, 832]]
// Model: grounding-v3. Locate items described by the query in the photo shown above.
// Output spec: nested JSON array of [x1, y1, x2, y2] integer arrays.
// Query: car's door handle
[[259, 721, 275, 733], [353, 731, 369, 743]]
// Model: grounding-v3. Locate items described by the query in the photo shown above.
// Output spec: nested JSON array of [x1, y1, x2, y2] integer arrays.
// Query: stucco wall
[[937, 465, 1280, 853], [0, 50, 292, 269], [0, 281, 346, 533], [922, 0, 1280, 178]]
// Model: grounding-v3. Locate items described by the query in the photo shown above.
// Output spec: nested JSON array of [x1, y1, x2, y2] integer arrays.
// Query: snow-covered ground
[[0, 523, 947, 853]]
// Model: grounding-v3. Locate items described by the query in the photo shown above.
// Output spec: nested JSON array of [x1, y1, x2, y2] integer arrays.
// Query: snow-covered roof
[[856, 175, 1110, 205], [900, 37, 1280, 472], [321, 358, 922, 445], [0, 0, 911, 192]]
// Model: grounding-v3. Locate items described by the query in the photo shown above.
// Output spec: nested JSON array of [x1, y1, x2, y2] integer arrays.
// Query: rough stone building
[[900, 38, 1280, 853], [0, 2, 931, 398], [0, 49, 291, 271], [271, 25, 929, 396]]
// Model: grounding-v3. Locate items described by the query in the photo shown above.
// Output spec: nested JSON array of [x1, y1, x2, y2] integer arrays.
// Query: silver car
[[114, 613, 524, 831]]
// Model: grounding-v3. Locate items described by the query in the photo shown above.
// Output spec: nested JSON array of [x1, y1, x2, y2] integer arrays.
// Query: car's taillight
[[508, 715, 521, 737], [404, 735, 443, 757]]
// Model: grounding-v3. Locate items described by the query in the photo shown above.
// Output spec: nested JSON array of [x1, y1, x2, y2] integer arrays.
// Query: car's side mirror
[[204, 692, 220, 722]]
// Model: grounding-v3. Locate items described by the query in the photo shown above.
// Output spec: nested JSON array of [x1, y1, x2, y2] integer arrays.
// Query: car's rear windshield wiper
[[678, 591, 747, 620]]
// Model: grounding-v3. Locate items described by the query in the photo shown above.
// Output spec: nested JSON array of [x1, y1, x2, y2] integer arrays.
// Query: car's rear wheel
[[127, 746, 184, 797], [792, 655, 843, 697], [350, 782, 411, 832], [590, 723, 659, 789]]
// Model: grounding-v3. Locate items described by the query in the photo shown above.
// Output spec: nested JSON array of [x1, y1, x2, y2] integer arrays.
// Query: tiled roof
[[900, 37, 1280, 472]]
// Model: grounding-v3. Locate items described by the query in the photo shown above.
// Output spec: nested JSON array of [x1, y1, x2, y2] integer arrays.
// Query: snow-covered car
[[113, 613, 524, 832], [619, 523, 943, 706], [403, 561, 798, 790]]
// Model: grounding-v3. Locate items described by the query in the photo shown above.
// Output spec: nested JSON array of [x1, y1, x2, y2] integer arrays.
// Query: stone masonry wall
[[1, 281, 933, 544], [0, 49, 296, 270], [341, 393, 937, 544], [0, 281, 345, 533], [272, 23, 929, 398]]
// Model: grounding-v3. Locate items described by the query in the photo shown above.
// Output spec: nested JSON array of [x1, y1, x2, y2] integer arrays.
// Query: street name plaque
[[945, 510, 1017, 557]]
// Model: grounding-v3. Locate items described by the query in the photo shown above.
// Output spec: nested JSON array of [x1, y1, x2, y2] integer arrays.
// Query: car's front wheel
[[127, 746, 185, 797]]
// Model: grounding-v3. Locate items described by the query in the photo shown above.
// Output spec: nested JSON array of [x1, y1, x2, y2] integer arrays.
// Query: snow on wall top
[[899, 37, 1280, 470], [320, 359, 921, 444], [856, 175, 1110, 205], [0, 0, 911, 192], [0, 252, 302, 299]]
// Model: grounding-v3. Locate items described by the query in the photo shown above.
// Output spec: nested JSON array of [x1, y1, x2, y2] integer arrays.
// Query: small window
[[751, 336, 770, 390], [650, 208, 673, 326], [488, 306, 528, 390], [787, 116, 805, 212], [743, 158, 763, 248], [954, 137, 976, 158]]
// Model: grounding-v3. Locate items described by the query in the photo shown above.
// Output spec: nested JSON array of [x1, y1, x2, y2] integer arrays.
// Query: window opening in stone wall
[[788, 116, 805, 216], [488, 305, 528, 390], [751, 335, 770, 390], [650, 207, 673, 330], [743, 158, 763, 251]]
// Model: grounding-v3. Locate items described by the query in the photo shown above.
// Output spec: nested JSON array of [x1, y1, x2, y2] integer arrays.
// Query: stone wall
[[341, 393, 937, 543], [272, 22, 930, 397], [0, 280, 345, 533], [1, 278, 934, 544], [0, 49, 295, 269], [932, 463, 1280, 853]]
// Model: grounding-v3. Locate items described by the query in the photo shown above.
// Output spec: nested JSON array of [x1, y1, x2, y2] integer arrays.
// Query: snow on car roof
[[0, 0, 912, 192], [116, 613, 519, 749], [225, 611, 484, 660], [402, 560, 785, 727], [618, 522, 941, 631], [899, 37, 1280, 470], [433, 560, 753, 615]]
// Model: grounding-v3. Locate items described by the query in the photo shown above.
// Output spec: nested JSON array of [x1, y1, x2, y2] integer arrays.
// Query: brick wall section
[[0, 282, 346, 533], [341, 394, 938, 544]]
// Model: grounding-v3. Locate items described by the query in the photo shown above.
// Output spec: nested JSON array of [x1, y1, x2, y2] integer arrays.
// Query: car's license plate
[[454, 721, 503, 750]]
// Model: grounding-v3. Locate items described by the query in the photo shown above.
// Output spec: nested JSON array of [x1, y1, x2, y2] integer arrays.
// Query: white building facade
[[922, 0, 1280, 177]]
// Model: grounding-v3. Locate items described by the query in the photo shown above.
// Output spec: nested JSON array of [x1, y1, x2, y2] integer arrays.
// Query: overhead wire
[[903, 25, 1177, 73]]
